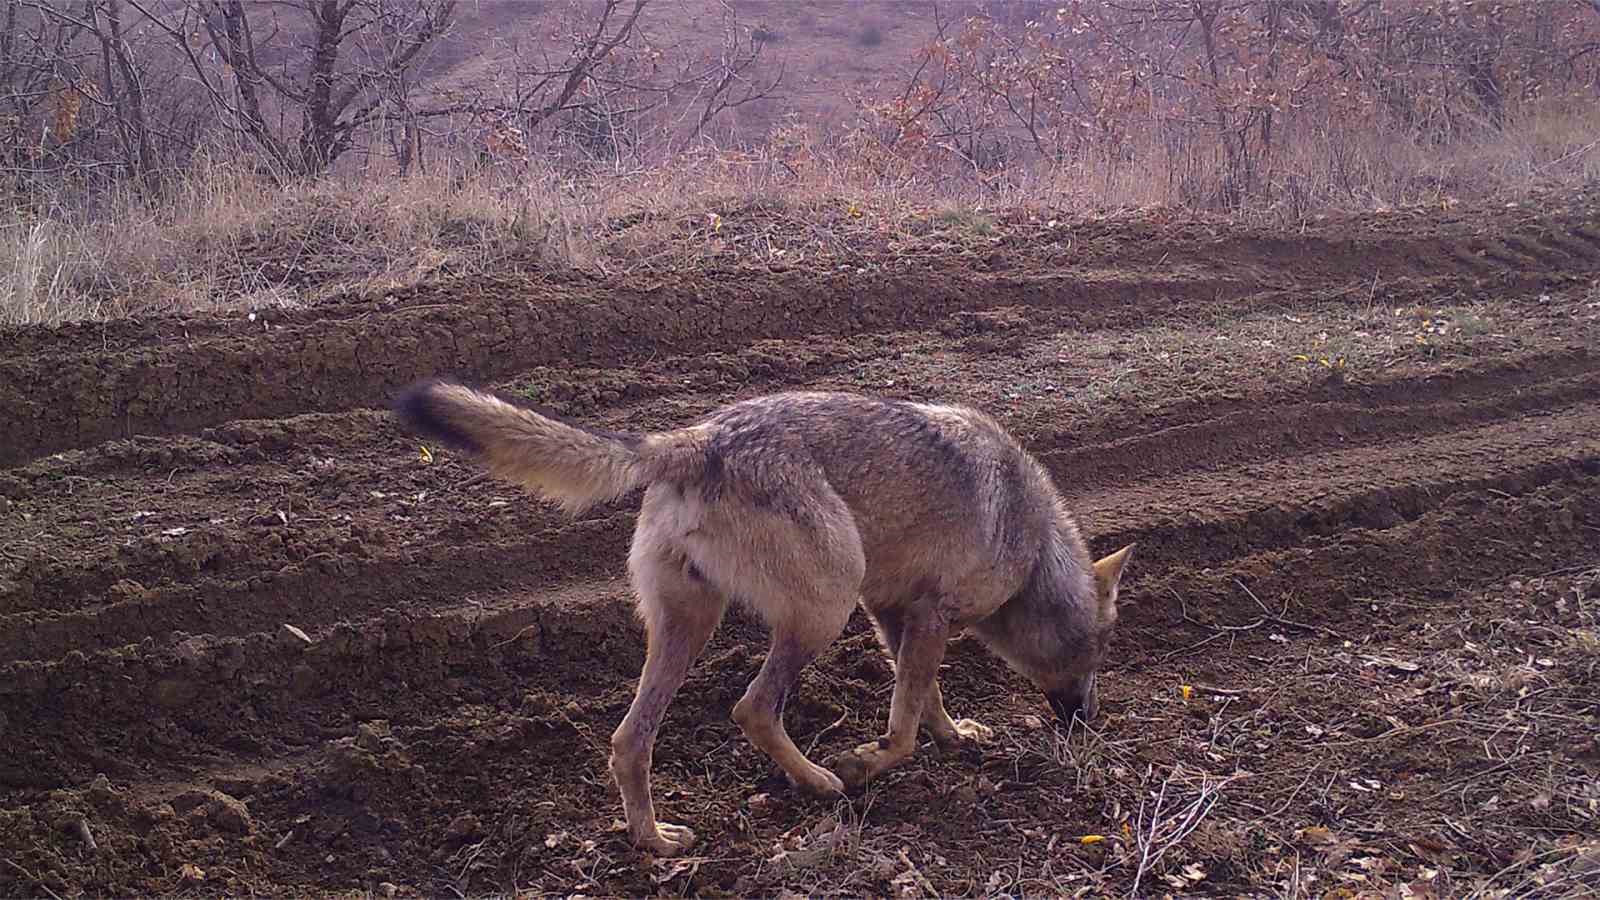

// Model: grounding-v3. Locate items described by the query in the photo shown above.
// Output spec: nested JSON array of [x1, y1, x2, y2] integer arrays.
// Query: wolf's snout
[[1045, 673, 1098, 723]]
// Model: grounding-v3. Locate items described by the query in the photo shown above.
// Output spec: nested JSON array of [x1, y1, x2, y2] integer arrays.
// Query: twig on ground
[[2, 860, 64, 900], [491, 624, 539, 649], [1159, 630, 1228, 661], [1128, 766, 1241, 897], [804, 709, 852, 756], [1235, 579, 1343, 639], [1191, 683, 1252, 696]]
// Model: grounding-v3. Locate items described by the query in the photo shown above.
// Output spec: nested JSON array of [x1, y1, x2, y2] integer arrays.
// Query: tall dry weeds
[[3, 102, 1597, 328]]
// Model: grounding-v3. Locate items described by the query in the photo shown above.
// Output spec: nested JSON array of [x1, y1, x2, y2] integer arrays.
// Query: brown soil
[[3, 195, 1598, 898]]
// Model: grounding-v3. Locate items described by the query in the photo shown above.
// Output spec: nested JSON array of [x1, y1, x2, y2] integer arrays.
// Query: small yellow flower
[[1079, 834, 1106, 845], [1179, 684, 1194, 701]]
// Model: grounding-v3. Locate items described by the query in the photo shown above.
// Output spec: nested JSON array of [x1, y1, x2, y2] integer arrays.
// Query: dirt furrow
[[0, 463, 1592, 894], [4, 189, 1593, 360], [4, 391, 1594, 671], [5, 223, 1597, 469], [0, 267, 1249, 467], [1073, 402, 1599, 565], [6, 336, 1593, 608], [4, 351, 1594, 640], [1036, 355, 1599, 485]]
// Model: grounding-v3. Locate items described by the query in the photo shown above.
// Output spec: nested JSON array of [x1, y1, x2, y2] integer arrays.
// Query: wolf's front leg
[[872, 611, 992, 747], [832, 614, 949, 788], [922, 679, 993, 749]]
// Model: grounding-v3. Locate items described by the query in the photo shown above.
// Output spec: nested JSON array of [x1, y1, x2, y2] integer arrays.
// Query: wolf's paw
[[933, 717, 994, 750], [830, 739, 909, 790], [636, 821, 697, 857], [787, 761, 846, 798]]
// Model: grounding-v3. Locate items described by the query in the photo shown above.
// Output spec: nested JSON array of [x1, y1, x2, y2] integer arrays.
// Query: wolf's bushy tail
[[395, 379, 655, 514]]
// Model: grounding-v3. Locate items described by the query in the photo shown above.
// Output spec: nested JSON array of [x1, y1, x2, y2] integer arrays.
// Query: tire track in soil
[[3, 348, 1595, 656], [2, 460, 1594, 810], [1, 194, 1590, 358], [0, 268, 1243, 466], [3, 195, 1599, 467], [3, 386, 1595, 673], [3, 202, 1599, 897]]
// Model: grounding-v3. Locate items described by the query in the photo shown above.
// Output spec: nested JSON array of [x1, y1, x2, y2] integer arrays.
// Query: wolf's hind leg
[[730, 593, 855, 797], [610, 546, 728, 857]]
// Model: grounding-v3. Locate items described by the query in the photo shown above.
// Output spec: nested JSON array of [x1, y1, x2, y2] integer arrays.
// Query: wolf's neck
[[969, 528, 1098, 671]]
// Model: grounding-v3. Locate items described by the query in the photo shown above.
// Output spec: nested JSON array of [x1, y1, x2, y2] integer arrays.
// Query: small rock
[[378, 882, 399, 898], [356, 720, 393, 752], [1021, 714, 1044, 730], [289, 663, 320, 697], [747, 792, 774, 815], [150, 678, 198, 708], [209, 793, 254, 835], [446, 813, 482, 840], [172, 788, 254, 835], [277, 623, 313, 649], [173, 636, 208, 663], [86, 773, 117, 804], [212, 773, 268, 798]]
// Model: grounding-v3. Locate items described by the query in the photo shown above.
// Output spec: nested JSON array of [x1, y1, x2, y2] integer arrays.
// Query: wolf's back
[[395, 379, 664, 514]]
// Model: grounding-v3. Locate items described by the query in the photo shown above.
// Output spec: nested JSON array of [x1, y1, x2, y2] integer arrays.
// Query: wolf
[[394, 380, 1135, 857]]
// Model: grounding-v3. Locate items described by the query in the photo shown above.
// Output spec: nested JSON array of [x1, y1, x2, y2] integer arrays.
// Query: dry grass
[[3, 103, 1598, 328], [0, 158, 585, 327]]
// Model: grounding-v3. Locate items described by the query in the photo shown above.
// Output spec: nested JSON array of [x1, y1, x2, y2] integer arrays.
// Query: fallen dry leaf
[[1298, 825, 1338, 846]]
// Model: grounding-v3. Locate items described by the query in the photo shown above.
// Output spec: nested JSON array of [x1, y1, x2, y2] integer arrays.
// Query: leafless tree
[[128, 0, 459, 176], [3, 0, 207, 186], [435, 0, 782, 166], [3, 0, 783, 186]]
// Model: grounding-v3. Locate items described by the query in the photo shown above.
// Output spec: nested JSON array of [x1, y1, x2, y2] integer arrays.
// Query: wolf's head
[[971, 540, 1136, 725], [1041, 543, 1135, 723]]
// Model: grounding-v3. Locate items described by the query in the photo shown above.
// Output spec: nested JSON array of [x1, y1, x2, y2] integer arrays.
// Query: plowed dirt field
[[3, 197, 1598, 898]]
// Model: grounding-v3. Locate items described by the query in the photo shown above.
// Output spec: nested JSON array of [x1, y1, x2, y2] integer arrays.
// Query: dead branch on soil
[[1235, 578, 1343, 639], [1168, 580, 1343, 656], [1128, 765, 1244, 898]]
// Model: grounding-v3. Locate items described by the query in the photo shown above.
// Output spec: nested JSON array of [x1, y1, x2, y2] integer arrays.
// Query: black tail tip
[[393, 377, 482, 453]]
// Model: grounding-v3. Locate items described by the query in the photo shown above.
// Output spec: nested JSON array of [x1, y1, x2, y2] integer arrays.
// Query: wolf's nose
[[1045, 683, 1098, 723]]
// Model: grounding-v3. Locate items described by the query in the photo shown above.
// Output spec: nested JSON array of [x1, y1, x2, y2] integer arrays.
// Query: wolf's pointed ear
[[1092, 543, 1136, 608]]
